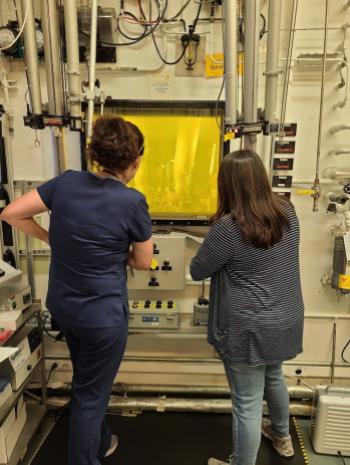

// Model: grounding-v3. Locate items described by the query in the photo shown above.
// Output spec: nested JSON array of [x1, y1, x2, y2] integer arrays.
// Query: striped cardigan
[[190, 205, 304, 366]]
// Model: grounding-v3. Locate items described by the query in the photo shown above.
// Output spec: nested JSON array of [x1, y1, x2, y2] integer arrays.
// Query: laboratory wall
[[1, 0, 350, 389]]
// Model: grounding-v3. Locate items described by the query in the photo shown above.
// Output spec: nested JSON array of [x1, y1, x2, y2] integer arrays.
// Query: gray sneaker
[[208, 457, 231, 465], [261, 418, 294, 457], [104, 434, 118, 458]]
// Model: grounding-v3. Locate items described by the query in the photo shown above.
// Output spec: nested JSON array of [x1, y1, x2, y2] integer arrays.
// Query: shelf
[[1, 303, 41, 348], [129, 326, 207, 336], [0, 262, 22, 289], [6, 404, 46, 465], [0, 358, 42, 426]]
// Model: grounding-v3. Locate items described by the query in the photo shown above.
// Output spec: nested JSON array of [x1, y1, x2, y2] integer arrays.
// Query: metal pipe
[[293, 178, 336, 185], [0, 1, 8, 26], [328, 148, 350, 156], [63, 0, 81, 119], [87, 0, 98, 138], [330, 125, 350, 134], [40, 0, 65, 116], [20, 0, 42, 115], [45, 353, 350, 370], [243, 0, 260, 150], [264, 0, 282, 123], [113, 383, 315, 399], [331, 322, 336, 384], [279, 0, 298, 137], [46, 396, 313, 416], [224, 0, 237, 127], [312, 0, 330, 212], [323, 167, 350, 179]]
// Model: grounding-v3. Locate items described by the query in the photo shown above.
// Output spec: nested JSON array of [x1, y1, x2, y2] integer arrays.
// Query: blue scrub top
[[37, 170, 152, 327]]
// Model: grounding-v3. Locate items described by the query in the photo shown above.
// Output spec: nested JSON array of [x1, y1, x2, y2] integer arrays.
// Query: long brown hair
[[212, 150, 290, 248]]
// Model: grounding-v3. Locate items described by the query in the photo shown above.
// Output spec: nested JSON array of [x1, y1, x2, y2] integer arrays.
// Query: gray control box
[[0, 283, 32, 313], [193, 299, 209, 326], [127, 235, 186, 291], [129, 300, 179, 329]]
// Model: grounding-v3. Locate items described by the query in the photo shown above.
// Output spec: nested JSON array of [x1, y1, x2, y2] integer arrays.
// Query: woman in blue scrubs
[[1, 116, 153, 465]]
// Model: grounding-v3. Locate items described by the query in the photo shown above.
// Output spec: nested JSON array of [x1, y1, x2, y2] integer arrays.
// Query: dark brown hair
[[213, 150, 290, 248], [87, 116, 144, 171]]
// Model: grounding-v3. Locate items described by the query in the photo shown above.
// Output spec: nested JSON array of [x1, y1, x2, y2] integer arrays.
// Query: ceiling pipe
[[20, 0, 43, 115], [40, 0, 65, 116], [224, 0, 237, 127], [63, 0, 82, 125], [86, 0, 98, 138], [312, 0, 330, 212], [243, 0, 260, 150], [264, 0, 282, 124]]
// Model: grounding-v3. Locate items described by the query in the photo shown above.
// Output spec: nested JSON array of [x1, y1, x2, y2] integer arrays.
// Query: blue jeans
[[223, 360, 290, 465]]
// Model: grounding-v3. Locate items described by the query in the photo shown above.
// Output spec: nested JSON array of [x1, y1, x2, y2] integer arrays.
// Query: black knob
[[27, 365, 32, 371]]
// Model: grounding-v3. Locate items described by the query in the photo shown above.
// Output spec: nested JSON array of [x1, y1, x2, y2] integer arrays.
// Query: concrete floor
[[21, 412, 350, 465]]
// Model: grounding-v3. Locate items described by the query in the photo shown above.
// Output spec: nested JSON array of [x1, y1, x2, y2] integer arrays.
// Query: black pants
[[57, 320, 127, 465]]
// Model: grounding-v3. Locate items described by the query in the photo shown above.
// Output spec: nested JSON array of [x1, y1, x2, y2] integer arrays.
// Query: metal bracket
[[263, 69, 284, 77]]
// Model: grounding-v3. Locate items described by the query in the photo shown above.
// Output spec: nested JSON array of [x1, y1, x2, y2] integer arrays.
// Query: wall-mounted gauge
[[0, 26, 18, 55]]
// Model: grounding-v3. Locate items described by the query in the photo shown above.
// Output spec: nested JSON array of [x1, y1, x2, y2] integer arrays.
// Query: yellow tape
[[339, 274, 350, 290], [296, 189, 316, 196], [205, 54, 224, 78], [224, 132, 235, 142]]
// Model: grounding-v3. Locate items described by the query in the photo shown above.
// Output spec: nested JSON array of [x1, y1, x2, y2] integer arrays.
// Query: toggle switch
[[161, 260, 172, 271]]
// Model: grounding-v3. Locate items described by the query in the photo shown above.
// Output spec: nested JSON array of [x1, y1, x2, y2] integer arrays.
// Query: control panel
[[127, 235, 186, 291], [129, 300, 179, 329]]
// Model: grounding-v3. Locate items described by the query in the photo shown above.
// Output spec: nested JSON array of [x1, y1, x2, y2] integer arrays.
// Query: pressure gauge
[[0, 26, 18, 55]]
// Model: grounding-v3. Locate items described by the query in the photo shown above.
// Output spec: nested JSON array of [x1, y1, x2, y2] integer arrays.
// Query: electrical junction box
[[273, 158, 294, 171], [0, 311, 22, 331], [193, 298, 209, 326], [274, 140, 296, 154], [0, 283, 32, 313], [313, 387, 350, 456], [127, 236, 186, 291], [129, 300, 179, 330], [0, 327, 42, 391]]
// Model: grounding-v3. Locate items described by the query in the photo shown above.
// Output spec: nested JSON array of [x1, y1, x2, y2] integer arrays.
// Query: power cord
[[338, 451, 348, 465], [42, 314, 65, 342], [47, 362, 58, 384], [341, 337, 350, 363]]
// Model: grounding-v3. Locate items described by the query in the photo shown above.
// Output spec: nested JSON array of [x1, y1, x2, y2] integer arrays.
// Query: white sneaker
[[208, 457, 231, 465], [104, 434, 118, 457], [261, 418, 294, 457]]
